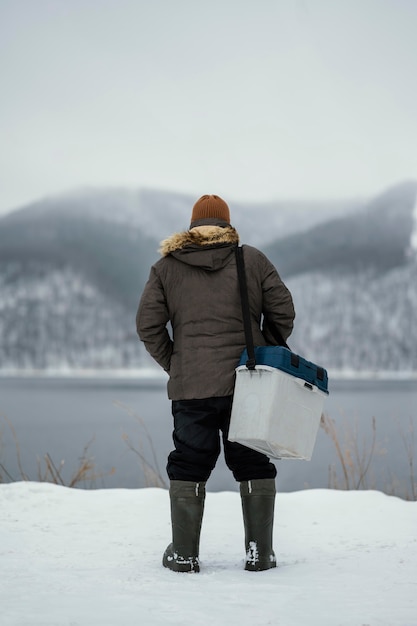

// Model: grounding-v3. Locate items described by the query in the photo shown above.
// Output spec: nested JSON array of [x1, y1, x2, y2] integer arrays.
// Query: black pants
[[167, 395, 277, 483]]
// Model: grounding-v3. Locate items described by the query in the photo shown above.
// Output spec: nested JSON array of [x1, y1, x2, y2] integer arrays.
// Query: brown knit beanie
[[191, 194, 230, 224]]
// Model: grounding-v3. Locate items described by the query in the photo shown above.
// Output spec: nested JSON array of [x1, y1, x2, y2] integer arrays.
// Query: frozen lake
[[0, 374, 416, 497]]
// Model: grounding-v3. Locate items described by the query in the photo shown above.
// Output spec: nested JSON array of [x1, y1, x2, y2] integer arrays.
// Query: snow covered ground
[[1, 483, 416, 626]]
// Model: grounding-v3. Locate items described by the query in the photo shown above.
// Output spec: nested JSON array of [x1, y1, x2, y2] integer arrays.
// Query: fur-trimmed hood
[[159, 225, 239, 256], [158, 225, 240, 272]]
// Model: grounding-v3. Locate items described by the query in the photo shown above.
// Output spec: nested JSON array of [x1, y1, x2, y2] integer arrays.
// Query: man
[[136, 194, 295, 572]]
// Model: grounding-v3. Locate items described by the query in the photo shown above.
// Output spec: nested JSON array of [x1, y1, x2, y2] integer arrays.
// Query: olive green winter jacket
[[136, 223, 295, 400]]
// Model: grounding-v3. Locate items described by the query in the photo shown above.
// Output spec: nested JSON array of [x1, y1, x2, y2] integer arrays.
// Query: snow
[[1, 483, 416, 626], [411, 191, 417, 254]]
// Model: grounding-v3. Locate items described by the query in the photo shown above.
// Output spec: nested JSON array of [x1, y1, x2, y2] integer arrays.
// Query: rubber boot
[[240, 478, 277, 571], [163, 480, 206, 573]]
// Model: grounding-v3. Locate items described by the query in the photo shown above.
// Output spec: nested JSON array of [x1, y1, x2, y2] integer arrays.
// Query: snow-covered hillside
[[0, 181, 416, 372], [411, 190, 417, 257], [0, 263, 143, 369], [288, 261, 417, 371]]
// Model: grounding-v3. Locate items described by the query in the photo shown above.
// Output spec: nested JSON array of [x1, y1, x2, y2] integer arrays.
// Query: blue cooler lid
[[239, 346, 329, 394]]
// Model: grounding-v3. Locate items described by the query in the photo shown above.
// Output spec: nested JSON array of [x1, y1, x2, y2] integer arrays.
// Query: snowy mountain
[[2, 186, 359, 246], [267, 181, 417, 371], [0, 181, 416, 372], [265, 180, 417, 276]]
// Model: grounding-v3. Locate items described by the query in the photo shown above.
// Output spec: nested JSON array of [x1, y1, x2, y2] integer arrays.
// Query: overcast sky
[[1, 0, 417, 214]]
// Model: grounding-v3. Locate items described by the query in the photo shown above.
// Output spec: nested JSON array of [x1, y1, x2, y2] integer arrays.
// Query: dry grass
[[0, 402, 166, 489], [0, 414, 114, 488], [35, 438, 115, 488], [320, 412, 417, 500], [113, 400, 167, 488], [397, 416, 416, 501], [0, 415, 28, 481], [320, 413, 383, 491], [2, 406, 415, 498]]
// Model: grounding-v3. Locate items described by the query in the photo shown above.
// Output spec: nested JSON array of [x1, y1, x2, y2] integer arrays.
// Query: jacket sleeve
[[260, 252, 295, 343], [136, 265, 173, 372]]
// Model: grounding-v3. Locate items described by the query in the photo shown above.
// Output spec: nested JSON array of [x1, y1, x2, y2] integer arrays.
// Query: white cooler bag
[[228, 361, 328, 461]]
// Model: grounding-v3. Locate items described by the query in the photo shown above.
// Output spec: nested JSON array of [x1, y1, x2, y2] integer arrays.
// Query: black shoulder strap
[[235, 245, 256, 370]]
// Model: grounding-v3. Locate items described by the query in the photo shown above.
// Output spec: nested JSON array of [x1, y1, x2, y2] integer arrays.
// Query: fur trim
[[159, 226, 239, 257]]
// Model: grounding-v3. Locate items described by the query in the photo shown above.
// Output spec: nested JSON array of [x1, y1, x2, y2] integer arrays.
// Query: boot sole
[[163, 546, 200, 573], [245, 560, 277, 572]]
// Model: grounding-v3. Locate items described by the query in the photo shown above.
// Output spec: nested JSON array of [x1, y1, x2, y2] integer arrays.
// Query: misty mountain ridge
[[265, 179, 417, 277], [0, 180, 416, 372], [5, 185, 363, 246]]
